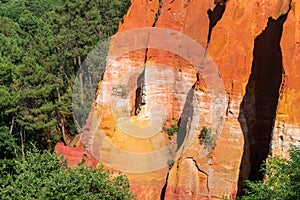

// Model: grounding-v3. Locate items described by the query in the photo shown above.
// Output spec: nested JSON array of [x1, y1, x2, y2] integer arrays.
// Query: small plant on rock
[[163, 117, 179, 140], [166, 142, 176, 170], [199, 126, 216, 150], [167, 159, 174, 169]]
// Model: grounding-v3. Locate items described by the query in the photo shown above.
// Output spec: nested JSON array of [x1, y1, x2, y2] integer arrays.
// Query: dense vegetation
[[0, 148, 135, 199], [0, 0, 133, 198], [0, 0, 129, 154], [241, 147, 300, 200]]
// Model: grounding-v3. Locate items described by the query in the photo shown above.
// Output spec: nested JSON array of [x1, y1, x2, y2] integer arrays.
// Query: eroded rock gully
[[134, 0, 164, 115], [207, 0, 227, 45], [237, 9, 290, 195], [55, 0, 300, 199]]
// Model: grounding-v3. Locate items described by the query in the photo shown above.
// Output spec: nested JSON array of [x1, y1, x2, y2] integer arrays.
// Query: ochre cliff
[[56, 0, 300, 199]]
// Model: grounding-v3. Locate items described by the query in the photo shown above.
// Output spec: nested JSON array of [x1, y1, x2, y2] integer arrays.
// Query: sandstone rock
[[57, 0, 300, 199], [55, 142, 98, 167]]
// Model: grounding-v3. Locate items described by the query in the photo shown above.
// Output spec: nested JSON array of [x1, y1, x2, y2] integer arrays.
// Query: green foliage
[[0, 149, 136, 200], [198, 126, 216, 150], [0, 0, 63, 21], [163, 117, 179, 139], [0, 0, 131, 151], [72, 40, 109, 131], [167, 124, 179, 136], [0, 126, 19, 159], [50, 0, 130, 136], [166, 142, 176, 169], [167, 159, 174, 169], [241, 147, 300, 200], [0, 0, 133, 198]]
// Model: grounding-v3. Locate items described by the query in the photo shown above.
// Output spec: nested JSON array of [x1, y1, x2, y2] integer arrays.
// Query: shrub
[[167, 159, 174, 169], [241, 147, 300, 200], [0, 148, 136, 200], [198, 126, 216, 150], [163, 117, 179, 139]]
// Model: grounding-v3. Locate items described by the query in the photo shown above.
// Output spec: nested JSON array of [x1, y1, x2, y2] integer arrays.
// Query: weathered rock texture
[[56, 0, 300, 199], [55, 142, 98, 167]]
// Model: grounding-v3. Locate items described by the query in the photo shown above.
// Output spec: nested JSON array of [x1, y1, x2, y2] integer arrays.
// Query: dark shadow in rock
[[237, 11, 290, 196], [176, 87, 194, 151], [134, 70, 145, 115], [207, 0, 227, 44], [160, 172, 169, 200]]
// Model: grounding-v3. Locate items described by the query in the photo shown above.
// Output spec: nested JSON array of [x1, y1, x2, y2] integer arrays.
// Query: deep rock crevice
[[133, 0, 165, 115], [237, 8, 291, 196], [207, 0, 227, 46], [153, 0, 164, 27], [160, 172, 169, 200]]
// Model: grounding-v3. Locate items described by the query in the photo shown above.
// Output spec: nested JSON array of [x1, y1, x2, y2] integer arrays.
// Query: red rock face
[[57, 0, 300, 199], [55, 142, 98, 167]]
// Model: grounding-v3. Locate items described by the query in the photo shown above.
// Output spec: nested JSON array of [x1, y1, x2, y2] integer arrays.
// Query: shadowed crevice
[[176, 87, 194, 151], [133, 0, 164, 115], [160, 172, 169, 200], [237, 10, 290, 196], [133, 74, 145, 115], [153, 0, 164, 27], [207, 0, 227, 45]]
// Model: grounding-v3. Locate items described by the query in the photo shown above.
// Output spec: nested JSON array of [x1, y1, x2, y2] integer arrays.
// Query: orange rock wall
[[82, 0, 300, 199]]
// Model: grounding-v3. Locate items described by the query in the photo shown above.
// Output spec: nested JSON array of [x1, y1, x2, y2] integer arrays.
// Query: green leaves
[[0, 0, 130, 152], [0, 126, 18, 159], [242, 148, 300, 200], [0, 149, 136, 200], [198, 126, 216, 150], [0, 2, 135, 198], [0, 0, 63, 21]]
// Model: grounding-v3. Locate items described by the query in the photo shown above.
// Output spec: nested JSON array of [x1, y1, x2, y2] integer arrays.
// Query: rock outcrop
[[55, 142, 98, 167], [57, 0, 300, 199]]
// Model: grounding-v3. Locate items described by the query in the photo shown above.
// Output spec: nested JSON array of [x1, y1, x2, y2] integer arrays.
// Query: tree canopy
[[0, 0, 130, 154], [241, 147, 300, 200], [0, 0, 133, 198], [0, 148, 136, 199]]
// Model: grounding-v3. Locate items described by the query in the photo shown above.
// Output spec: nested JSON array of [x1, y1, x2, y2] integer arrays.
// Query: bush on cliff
[[241, 147, 300, 200], [0, 148, 135, 200]]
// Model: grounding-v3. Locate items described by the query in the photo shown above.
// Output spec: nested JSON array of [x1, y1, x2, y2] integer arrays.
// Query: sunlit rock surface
[[56, 0, 300, 199]]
